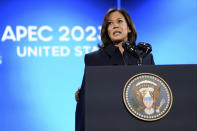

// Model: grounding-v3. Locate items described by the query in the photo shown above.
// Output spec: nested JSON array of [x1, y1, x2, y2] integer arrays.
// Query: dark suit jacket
[[85, 44, 154, 66], [76, 44, 155, 131]]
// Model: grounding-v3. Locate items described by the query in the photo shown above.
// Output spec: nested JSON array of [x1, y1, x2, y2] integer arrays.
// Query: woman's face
[[107, 11, 131, 43]]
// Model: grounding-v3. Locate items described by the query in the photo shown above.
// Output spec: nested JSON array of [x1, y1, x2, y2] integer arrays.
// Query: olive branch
[[131, 98, 139, 109]]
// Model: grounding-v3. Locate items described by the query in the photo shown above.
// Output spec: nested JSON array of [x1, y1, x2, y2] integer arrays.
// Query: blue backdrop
[[0, 0, 197, 131]]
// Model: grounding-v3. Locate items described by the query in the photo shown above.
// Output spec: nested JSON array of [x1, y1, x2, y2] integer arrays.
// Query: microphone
[[122, 41, 152, 66], [137, 42, 152, 57], [122, 41, 137, 57]]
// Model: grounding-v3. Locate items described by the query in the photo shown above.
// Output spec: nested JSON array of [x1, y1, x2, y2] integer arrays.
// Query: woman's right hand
[[75, 88, 81, 103]]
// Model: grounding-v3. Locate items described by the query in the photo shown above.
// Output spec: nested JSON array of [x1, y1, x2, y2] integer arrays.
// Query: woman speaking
[[75, 8, 155, 131]]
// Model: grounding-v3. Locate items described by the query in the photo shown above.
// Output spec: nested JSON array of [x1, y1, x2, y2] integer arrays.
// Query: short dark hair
[[100, 8, 137, 48]]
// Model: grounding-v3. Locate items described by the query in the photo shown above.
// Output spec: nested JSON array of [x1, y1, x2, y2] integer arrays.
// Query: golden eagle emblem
[[123, 73, 173, 121]]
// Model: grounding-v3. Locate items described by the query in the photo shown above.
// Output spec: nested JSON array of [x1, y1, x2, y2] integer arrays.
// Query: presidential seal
[[123, 73, 173, 121]]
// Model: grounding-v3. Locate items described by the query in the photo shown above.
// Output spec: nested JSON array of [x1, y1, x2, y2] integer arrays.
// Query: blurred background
[[0, 0, 197, 131]]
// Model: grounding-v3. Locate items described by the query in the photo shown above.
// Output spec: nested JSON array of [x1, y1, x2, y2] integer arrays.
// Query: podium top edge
[[85, 64, 197, 68]]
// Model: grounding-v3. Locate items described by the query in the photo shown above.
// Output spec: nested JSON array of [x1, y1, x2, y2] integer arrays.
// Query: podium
[[84, 65, 197, 131]]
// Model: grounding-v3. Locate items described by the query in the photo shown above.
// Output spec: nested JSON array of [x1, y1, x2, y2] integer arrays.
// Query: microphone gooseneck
[[122, 41, 152, 66]]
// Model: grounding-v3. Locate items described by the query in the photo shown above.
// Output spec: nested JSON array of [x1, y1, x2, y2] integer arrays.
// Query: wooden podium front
[[84, 65, 197, 131]]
